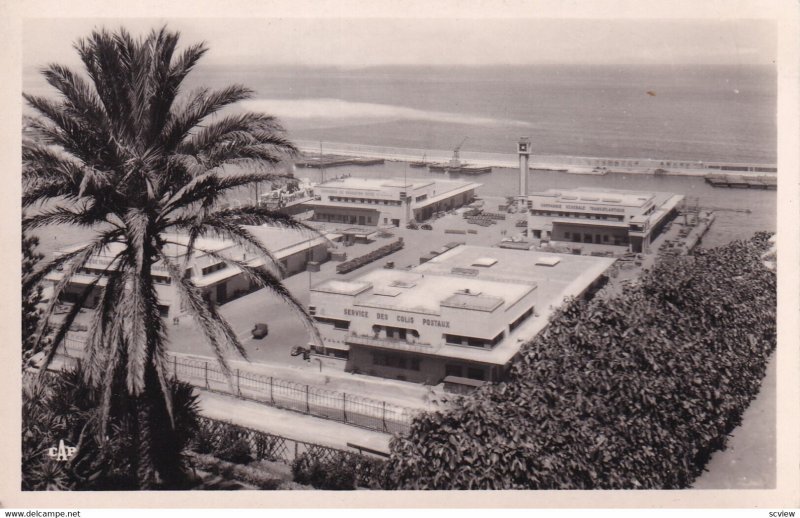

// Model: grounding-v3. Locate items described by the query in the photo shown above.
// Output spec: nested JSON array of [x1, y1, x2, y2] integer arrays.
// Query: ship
[[428, 137, 492, 175], [259, 178, 316, 215], [409, 153, 428, 168]]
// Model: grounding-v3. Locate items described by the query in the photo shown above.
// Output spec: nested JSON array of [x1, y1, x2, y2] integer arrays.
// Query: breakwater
[[294, 140, 777, 178]]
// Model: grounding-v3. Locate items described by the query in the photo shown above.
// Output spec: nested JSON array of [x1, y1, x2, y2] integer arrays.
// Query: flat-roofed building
[[47, 226, 330, 318], [526, 187, 684, 253], [242, 224, 330, 276], [308, 177, 480, 227], [308, 245, 615, 385]]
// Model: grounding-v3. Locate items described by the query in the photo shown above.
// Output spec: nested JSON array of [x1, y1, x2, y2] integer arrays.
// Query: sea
[[23, 64, 777, 253]]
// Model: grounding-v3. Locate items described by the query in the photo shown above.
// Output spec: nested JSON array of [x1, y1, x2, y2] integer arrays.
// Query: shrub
[[380, 233, 777, 489], [191, 419, 253, 464], [22, 366, 200, 490], [292, 451, 356, 490], [189, 453, 282, 489], [291, 450, 385, 490]]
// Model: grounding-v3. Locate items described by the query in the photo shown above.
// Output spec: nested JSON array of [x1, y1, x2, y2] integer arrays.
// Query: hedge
[[378, 233, 776, 489], [292, 450, 385, 490]]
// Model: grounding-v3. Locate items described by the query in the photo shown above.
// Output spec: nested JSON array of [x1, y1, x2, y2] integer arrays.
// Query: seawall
[[294, 140, 777, 179]]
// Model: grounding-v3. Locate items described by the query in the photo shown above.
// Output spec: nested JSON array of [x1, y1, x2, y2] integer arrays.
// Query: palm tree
[[22, 26, 319, 488]]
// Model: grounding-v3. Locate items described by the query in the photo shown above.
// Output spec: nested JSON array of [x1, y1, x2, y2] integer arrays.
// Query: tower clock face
[[519, 144, 527, 152]]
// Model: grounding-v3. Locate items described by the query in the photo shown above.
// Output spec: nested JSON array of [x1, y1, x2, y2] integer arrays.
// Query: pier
[[704, 173, 776, 190], [294, 139, 777, 178], [295, 154, 385, 169]]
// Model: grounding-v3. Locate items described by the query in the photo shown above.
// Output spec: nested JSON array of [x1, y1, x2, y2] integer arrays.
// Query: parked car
[[420, 224, 433, 230], [69, 323, 88, 332], [251, 323, 269, 339], [406, 222, 419, 230]]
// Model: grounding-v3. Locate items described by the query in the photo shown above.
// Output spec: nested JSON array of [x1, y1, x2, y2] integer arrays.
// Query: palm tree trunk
[[138, 361, 185, 488]]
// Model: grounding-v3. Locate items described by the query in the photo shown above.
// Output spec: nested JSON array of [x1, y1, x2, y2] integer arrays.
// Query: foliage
[[291, 450, 385, 490], [188, 453, 282, 489], [291, 452, 353, 490], [189, 418, 381, 489], [380, 233, 777, 489], [22, 232, 46, 368], [192, 419, 254, 464], [22, 366, 200, 490], [22, 25, 320, 487]]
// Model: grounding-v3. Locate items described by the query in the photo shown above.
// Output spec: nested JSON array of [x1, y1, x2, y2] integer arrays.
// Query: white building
[[307, 177, 481, 227], [47, 226, 330, 318], [526, 187, 684, 253], [309, 245, 615, 386]]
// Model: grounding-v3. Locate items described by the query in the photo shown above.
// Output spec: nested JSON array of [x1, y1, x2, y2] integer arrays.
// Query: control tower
[[517, 137, 531, 207]]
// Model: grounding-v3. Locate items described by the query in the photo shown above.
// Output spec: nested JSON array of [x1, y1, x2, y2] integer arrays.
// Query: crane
[[449, 136, 468, 167]]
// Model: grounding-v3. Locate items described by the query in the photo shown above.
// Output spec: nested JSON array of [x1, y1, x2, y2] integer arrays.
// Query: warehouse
[[526, 187, 684, 253], [47, 226, 330, 318], [308, 245, 615, 387], [307, 176, 481, 227]]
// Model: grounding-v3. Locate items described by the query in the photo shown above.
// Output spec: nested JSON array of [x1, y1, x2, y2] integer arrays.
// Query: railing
[[56, 336, 415, 436], [196, 416, 389, 464]]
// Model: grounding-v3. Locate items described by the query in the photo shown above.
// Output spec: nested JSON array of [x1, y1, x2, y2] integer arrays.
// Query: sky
[[22, 17, 776, 69]]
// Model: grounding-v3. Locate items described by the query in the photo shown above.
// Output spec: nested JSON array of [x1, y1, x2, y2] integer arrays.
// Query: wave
[[238, 98, 535, 128]]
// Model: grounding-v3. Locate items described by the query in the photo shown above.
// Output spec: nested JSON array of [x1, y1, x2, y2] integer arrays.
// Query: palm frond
[[34, 273, 104, 387], [207, 204, 320, 232], [180, 112, 294, 156], [164, 205, 323, 276], [83, 268, 124, 387], [160, 85, 254, 152], [23, 94, 106, 166], [40, 63, 108, 132], [21, 229, 122, 295], [22, 143, 86, 204], [29, 232, 126, 365], [171, 242, 322, 347], [154, 249, 247, 374], [160, 171, 288, 215], [166, 216, 288, 277], [22, 203, 109, 230], [123, 265, 167, 396]]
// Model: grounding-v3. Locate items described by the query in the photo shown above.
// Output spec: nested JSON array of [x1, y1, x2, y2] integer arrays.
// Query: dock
[[295, 154, 385, 169], [704, 173, 776, 190]]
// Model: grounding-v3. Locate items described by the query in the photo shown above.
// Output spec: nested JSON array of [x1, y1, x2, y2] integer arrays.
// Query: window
[[467, 367, 485, 381], [314, 316, 350, 330], [373, 352, 415, 370], [509, 307, 534, 332], [564, 232, 571, 239], [445, 364, 463, 377], [445, 333, 502, 349], [201, 262, 226, 275]]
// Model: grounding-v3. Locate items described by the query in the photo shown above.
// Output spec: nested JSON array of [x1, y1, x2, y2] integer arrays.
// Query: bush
[[291, 450, 385, 490], [380, 233, 777, 489], [188, 453, 282, 489], [191, 419, 253, 464], [292, 451, 356, 490], [22, 366, 200, 490]]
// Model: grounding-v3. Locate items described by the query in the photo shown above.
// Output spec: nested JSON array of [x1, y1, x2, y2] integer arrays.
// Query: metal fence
[[195, 416, 387, 464], [57, 335, 414, 435]]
